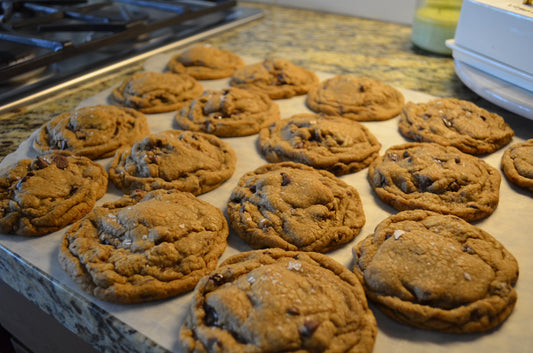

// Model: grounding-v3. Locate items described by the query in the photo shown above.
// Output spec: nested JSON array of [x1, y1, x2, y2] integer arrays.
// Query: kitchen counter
[[1, 3, 532, 353]]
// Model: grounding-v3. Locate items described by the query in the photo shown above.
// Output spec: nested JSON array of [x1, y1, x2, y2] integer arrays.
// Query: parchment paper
[[1, 51, 532, 353]]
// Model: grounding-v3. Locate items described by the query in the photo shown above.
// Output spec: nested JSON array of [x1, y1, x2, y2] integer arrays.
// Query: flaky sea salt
[[393, 229, 405, 240], [287, 261, 302, 271]]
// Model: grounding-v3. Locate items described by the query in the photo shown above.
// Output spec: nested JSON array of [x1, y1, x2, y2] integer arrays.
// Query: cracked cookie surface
[[0, 153, 108, 236], [306, 75, 404, 121], [258, 113, 380, 175], [352, 210, 519, 333], [167, 45, 245, 80], [230, 59, 319, 99], [112, 71, 203, 113], [176, 87, 280, 137], [399, 98, 514, 155], [180, 248, 377, 353], [368, 142, 500, 221], [109, 130, 236, 195], [227, 162, 365, 252], [58, 189, 229, 303], [33, 104, 150, 160]]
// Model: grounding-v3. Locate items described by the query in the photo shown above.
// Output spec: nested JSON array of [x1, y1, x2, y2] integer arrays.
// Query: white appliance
[[446, 0, 533, 119]]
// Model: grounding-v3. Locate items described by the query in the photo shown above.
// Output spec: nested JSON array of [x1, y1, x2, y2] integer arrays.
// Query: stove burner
[[0, 1, 262, 112], [0, 0, 238, 80]]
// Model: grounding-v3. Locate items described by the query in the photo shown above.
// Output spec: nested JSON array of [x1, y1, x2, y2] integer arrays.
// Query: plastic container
[[411, 0, 462, 55]]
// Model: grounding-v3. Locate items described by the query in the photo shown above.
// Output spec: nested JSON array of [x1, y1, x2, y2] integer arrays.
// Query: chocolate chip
[[462, 245, 473, 253], [52, 155, 69, 169], [287, 307, 300, 315], [448, 181, 460, 192], [280, 172, 292, 186], [358, 84, 365, 92], [203, 305, 219, 327], [34, 156, 50, 169], [299, 319, 320, 337], [208, 273, 224, 286], [148, 154, 159, 164]]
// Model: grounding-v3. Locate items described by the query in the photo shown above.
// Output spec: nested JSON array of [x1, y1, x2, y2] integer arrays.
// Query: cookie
[[58, 189, 229, 303], [227, 162, 365, 252], [167, 45, 245, 80], [501, 139, 533, 192], [368, 142, 501, 221], [353, 210, 519, 333], [306, 75, 404, 121], [33, 104, 150, 160], [111, 71, 203, 113], [258, 113, 381, 175], [175, 87, 281, 137], [0, 153, 108, 236], [230, 59, 319, 99], [399, 98, 514, 155], [109, 130, 236, 195], [180, 248, 377, 353]]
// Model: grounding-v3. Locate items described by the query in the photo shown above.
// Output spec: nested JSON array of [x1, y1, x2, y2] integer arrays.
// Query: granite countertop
[[1, 3, 532, 353], [0, 2, 488, 163]]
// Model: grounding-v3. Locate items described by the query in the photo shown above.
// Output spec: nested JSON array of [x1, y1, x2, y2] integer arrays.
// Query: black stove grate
[[0, 0, 237, 80]]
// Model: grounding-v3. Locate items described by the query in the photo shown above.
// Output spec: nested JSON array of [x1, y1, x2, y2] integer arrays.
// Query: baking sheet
[[1, 52, 533, 353]]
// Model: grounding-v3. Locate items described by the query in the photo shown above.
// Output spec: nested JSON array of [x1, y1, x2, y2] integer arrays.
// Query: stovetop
[[0, 1, 263, 113]]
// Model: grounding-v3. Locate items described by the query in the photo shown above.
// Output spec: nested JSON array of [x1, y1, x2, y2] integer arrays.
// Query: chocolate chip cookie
[[0, 153, 108, 236], [501, 139, 533, 192], [368, 142, 501, 221], [180, 248, 377, 353], [258, 113, 381, 175], [353, 210, 519, 333], [306, 75, 404, 121], [230, 59, 319, 99], [109, 130, 236, 195], [33, 104, 150, 160], [167, 45, 245, 80], [112, 71, 204, 113], [399, 98, 514, 155], [227, 162, 365, 252], [175, 87, 281, 137], [58, 189, 229, 303]]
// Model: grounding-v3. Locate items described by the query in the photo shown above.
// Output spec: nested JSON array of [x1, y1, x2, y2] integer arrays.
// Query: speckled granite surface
[[1, 3, 531, 353], [0, 2, 496, 163]]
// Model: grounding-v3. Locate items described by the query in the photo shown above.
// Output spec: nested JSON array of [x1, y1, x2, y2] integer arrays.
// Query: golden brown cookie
[[368, 142, 501, 221], [181, 248, 377, 353], [58, 189, 229, 303], [175, 87, 281, 137], [109, 130, 236, 195], [258, 113, 381, 175], [501, 139, 533, 192], [167, 45, 245, 80], [306, 75, 404, 121], [399, 98, 514, 155], [227, 162, 365, 252], [230, 59, 319, 99], [33, 104, 150, 160], [111, 71, 204, 113], [353, 210, 519, 333], [0, 153, 108, 236]]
